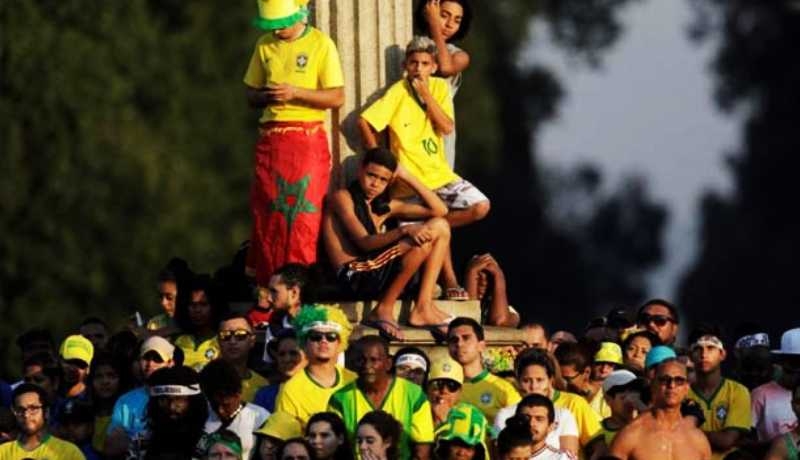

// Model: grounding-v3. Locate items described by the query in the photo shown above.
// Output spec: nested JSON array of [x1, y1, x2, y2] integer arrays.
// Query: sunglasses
[[308, 332, 340, 343], [637, 314, 675, 327], [657, 375, 688, 387], [218, 329, 252, 342], [429, 379, 461, 392]]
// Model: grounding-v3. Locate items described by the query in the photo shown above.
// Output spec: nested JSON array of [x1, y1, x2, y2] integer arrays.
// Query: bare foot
[[407, 301, 452, 328]]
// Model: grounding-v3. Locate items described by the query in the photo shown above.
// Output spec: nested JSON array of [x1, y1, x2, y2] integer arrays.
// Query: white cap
[[772, 328, 800, 356], [602, 369, 640, 394]]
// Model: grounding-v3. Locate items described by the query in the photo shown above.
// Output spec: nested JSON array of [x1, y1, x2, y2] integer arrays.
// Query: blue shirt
[[107, 386, 149, 438], [0, 380, 10, 408], [253, 383, 280, 413]]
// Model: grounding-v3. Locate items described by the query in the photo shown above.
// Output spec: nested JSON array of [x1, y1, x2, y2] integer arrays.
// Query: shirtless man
[[322, 147, 453, 340], [609, 359, 711, 460]]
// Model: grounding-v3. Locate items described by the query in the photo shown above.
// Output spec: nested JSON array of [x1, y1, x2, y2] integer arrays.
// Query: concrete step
[[352, 324, 525, 346], [335, 299, 481, 324]]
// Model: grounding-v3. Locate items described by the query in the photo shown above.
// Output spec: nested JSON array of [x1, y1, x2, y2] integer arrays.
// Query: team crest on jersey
[[442, 363, 452, 372], [205, 348, 217, 360], [480, 392, 492, 404], [715, 405, 728, 422], [296, 52, 309, 70]]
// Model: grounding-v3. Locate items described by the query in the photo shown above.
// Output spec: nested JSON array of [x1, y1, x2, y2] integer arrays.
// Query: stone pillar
[[311, 0, 414, 187]]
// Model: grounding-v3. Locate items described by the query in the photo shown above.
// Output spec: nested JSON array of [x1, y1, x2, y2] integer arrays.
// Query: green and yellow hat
[[436, 403, 488, 452], [254, 0, 310, 31]]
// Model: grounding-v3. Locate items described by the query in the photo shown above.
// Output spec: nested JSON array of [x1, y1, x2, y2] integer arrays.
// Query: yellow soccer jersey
[[244, 26, 344, 123], [688, 378, 752, 460], [241, 370, 269, 403], [552, 390, 603, 447], [275, 366, 357, 427], [589, 387, 612, 419], [462, 369, 521, 423], [0, 434, 85, 460], [328, 377, 434, 460], [174, 334, 220, 372], [361, 77, 460, 190]]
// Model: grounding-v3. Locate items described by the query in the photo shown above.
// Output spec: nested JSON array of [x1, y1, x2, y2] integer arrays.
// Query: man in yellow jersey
[[218, 313, 268, 402], [359, 35, 491, 302], [686, 326, 751, 460], [0, 384, 84, 460], [495, 348, 602, 458], [446, 317, 520, 422], [244, 0, 345, 286], [274, 305, 355, 427], [328, 335, 434, 459]]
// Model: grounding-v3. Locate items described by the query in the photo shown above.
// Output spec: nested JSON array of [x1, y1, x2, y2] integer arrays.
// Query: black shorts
[[337, 257, 402, 299]]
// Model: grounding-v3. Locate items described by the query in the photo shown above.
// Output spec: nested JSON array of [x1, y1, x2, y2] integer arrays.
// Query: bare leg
[[444, 201, 490, 228], [408, 218, 453, 327], [440, 246, 460, 290]]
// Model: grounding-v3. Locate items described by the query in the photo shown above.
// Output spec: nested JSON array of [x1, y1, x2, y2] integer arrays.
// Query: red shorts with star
[[248, 121, 331, 285]]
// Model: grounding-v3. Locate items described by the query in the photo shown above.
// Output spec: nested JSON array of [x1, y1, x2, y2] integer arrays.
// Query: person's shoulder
[[722, 378, 751, 400], [244, 402, 269, 419], [281, 370, 309, 390], [118, 386, 147, 404], [340, 366, 358, 383], [48, 435, 84, 455]]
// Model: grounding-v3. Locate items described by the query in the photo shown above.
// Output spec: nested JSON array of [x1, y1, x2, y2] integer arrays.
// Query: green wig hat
[[254, 0, 310, 31], [435, 403, 489, 459], [293, 304, 352, 350]]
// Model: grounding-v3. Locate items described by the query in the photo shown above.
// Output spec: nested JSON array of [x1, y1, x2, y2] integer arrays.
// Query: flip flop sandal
[[444, 286, 469, 301]]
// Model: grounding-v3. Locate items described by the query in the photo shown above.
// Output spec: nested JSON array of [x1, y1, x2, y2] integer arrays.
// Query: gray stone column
[[311, 0, 413, 188]]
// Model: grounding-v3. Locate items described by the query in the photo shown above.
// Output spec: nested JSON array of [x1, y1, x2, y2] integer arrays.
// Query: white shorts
[[404, 179, 489, 210]]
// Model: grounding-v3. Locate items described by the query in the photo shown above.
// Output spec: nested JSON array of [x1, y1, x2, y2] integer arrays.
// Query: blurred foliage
[[1, 0, 662, 377], [678, 1, 800, 338]]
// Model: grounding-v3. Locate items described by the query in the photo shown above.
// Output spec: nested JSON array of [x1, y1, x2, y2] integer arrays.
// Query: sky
[[524, 0, 740, 299]]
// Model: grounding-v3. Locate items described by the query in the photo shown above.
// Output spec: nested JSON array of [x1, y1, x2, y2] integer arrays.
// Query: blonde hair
[[405, 35, 437, 57]]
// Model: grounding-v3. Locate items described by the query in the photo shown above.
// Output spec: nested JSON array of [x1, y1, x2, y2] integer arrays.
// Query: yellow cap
[[594, 341, 623, 365], [254, 411, 303, 440], [428, 354, 463, 384], [59, 334, 94, 366], [254, 0, 309, 31]]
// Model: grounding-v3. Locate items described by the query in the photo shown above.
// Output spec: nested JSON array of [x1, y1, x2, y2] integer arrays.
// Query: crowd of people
[[4, 0, 799, 459]]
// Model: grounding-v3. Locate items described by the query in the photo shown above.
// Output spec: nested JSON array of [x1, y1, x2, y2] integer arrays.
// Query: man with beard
[[128, 366, 208, 459], [609, 359, 711, 460], [328, 335, 434, 459], [0, 383, 84, 459]]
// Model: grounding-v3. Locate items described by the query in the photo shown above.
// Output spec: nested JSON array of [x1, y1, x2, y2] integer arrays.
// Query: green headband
[[206, 432, 243, 456], [252, 6, 308, 31]]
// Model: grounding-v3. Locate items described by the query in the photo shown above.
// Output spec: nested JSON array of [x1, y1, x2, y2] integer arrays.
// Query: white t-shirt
[[751, 380, 798, 441], [531, 444, 577, 459], [494, 403, 579, 448], [204, 403, 269, 460]]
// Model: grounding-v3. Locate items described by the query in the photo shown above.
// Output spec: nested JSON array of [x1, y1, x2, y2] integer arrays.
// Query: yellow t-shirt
[[552, 390, 603, 447], [243, 26, 344, 123], [92, 414, 111, 452], [589, 387, 612, 419], [275, 366, 357, 427], [688, 378, 752, 460], [328, 377, 434, 460], [461, 369, 521, 423], [242, 370, 270, 403], [0, 434, 85, 460], [174, 334, 220, 372], [361, 77, 460, 190]]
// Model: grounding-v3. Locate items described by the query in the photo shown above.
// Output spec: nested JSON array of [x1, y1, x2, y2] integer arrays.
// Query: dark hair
[[361, 147, 398, 172], [357, 335, 390, 356], [16, 328, 54, 350], [218, 312, 252, 329], [175, 274, 228, 333], [87, 351, 130, 407], [497, 415, 534, 455], [688, 324, 724, 346], [12, 383, 49, 409], [447, 317, 484, 341], [267, 329, 300, 362], [107, 330, 139, 385], [554, 342, 591, 372], [622, 330, 659, 353], [79, 317, 107, 329], [519, 322, 548, 336], [307, 412, 352, 460], [637, 298, 680, 324], [157, 268, 178, 284], [413, 0, 473, 42], [514, 348, 555, 379], [279, 437, 316, 459], [200, 359, 242, 397], [357, 411, 402, 460], [516, 393, 555, 424]]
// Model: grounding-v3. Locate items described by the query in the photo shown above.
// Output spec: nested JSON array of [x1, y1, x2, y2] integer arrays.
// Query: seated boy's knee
[[472, 200, 491, 221], [427, 217, 451, 237]]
